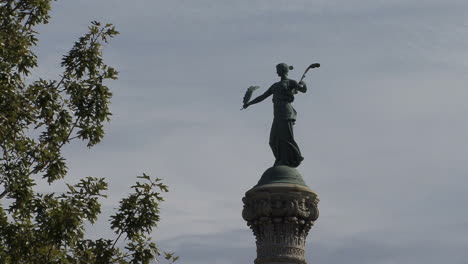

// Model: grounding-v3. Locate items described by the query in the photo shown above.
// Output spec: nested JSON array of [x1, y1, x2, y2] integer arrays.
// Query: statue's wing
[[243, 86, 260, 105]]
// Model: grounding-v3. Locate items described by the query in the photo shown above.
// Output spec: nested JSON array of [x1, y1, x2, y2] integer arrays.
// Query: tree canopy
[[0, 1, 177, 263]]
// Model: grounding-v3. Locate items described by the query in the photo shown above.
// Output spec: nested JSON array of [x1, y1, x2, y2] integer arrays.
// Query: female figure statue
[[243, 63, 308, 168]]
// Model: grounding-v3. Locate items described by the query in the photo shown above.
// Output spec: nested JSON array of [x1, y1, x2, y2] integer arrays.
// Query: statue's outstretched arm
[[245, 87, 273, 108]]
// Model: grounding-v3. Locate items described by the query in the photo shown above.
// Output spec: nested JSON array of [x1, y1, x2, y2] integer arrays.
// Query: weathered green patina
[[242, 63, 320, 185], [243, 63, 309, 168], [255, 165, 307, 187]]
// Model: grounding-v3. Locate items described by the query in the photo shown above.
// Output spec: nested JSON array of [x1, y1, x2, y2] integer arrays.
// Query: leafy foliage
[[0, 1, 177, 263]]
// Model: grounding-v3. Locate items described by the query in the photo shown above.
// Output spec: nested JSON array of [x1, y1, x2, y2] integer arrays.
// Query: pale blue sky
[[32, 1, 468, 263]]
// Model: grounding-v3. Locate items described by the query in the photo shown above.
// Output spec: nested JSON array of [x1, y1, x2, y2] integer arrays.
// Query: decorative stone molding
[[242, 183, 319, 264]]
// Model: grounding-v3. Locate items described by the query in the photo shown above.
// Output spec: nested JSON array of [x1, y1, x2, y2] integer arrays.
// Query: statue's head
[[276, 63, 293, 77]]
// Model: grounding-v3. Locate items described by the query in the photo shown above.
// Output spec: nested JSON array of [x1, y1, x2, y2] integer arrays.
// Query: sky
[[30, 0, 468, 263]]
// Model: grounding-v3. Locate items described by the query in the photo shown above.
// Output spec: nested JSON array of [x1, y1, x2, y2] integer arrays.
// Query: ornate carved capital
[[242, 183, 319, 264]]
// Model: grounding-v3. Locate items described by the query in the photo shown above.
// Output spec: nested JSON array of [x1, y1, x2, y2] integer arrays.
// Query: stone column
[[242, 166, 319, 264]]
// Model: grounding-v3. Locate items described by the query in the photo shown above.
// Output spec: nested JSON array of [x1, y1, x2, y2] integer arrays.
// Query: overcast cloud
[[29, 1, 468, 263]]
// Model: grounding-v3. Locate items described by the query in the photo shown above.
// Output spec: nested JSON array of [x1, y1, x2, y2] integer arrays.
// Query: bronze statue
[[242, 63, 320, 168]]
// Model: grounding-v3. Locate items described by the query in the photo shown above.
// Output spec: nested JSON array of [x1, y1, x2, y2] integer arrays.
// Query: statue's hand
[[243, 103, 249, 109], [299, 80, 306, 86]]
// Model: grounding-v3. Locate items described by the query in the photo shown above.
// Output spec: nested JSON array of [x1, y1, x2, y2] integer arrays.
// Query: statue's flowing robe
[[268, 79, 304, 167]]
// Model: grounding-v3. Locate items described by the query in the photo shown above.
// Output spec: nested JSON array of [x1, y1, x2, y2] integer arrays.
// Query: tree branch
[[0, 189, 8, 199], [27, 117, 81, 177], [112, 230, 125, 249]]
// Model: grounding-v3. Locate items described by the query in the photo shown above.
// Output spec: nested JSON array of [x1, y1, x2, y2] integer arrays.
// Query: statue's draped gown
[[253, 79, 304, 167]]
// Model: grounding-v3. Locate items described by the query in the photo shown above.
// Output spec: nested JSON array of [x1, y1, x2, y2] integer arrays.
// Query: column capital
[[242, 182, 319, 264]]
